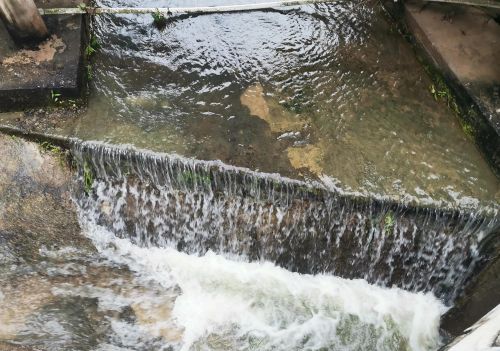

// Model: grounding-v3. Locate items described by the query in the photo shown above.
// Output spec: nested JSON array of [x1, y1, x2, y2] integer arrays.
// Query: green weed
[[152, 9, 167, 28], [51, 90, 62, 103], [86, 64, 93, 81], [384, 212, 395, 235], [83, 161, 94, 194], [40, 141, 62, 154], [78, 2, 87, 11], [181, 171, 211, 186], [85, 34, 101, 58]]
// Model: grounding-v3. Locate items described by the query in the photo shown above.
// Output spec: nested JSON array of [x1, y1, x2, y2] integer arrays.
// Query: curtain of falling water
[[72, 141, 500, 305]]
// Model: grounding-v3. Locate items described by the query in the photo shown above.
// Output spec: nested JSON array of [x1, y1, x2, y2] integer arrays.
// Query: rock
[[0, 133, 94, 262]]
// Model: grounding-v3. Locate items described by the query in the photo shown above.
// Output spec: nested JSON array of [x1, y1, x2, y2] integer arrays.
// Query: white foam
[[83, 220, 447, 351]]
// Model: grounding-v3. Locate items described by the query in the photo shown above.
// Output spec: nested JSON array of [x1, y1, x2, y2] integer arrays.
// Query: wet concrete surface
[[0, 133, 93, 263], [441, 250, 500, 336], [0, 0, 85, 111], [404, 0, 500, 174]]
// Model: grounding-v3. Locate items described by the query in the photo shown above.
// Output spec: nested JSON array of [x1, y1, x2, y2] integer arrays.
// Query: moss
[[180, 170, 211, 187], [387, 10, 482, 144], [152, 10, 168, 29]]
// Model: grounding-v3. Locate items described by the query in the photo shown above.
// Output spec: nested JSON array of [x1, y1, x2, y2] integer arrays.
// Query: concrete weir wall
[[0, 133, 93, 264]]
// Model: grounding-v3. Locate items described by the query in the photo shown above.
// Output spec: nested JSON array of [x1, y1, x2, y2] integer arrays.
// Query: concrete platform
[[0, 0, 86, 111], [404, 1, 500, 175]]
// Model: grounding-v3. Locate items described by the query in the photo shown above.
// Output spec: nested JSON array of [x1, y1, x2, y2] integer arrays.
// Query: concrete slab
[[404, 0, 500, 174], [0, 1, 85, 111]]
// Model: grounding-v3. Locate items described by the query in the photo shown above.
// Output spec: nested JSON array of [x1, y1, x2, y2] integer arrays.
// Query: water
[[0, 1, 499, 349], [1, 0, 498, 207], [73, 141, 500, 304], [0, 220, 447, 351], [76, 0, 499, 207]]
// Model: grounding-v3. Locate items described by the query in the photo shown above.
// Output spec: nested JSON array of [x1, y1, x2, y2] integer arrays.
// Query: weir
[[73, 140, 500, 305], [1, 0, 499, 347]]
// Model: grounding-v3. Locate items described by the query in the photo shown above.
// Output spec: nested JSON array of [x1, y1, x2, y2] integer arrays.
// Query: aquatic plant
[[83, 161, 94, 194], [40, 141, 62, 154], [152, 9, 167, 28], [461, 122, 474, 138], [39, 141, 69, 167], [86, 64, 93, 81], [77, 2, 87, 12], [384, 212, 395, 235], [181, 170, 211, 186], [51, 90, 62, 103], [85, 35, 101, 58]]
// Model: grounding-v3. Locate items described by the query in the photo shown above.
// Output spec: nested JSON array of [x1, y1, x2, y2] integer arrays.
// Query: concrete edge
[[381, 1, 500, 178]]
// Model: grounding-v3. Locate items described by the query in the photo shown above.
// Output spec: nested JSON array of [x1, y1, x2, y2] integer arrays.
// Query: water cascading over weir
[[72, 140, 500, 306]]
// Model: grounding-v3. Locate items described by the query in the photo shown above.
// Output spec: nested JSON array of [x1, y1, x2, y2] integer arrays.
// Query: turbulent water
[[73, 141, 500, 306], [80, 219, 447, 351]]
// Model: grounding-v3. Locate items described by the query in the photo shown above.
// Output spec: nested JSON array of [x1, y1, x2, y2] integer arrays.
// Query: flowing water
[[0, 221, 447, 351], [1, 0, 498, 206], [1, 1, 500, 350], [75, 0, 500, 207], [73, 141, 499, 305]]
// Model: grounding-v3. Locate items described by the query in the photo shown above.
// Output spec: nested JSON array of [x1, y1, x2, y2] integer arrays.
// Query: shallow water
[[1, 0, 497, 207], [72, 0, 498, 208]]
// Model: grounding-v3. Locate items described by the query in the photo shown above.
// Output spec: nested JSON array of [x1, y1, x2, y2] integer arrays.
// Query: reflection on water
[[1, 0, 498, 207], [77, 0, 500, 207]]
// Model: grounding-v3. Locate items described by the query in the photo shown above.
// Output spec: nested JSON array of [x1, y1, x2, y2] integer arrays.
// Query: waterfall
[[72, 141, 500, 305]]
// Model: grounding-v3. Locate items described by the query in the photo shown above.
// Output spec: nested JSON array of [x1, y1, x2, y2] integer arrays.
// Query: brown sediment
[[286, 144, 324, 176], [2, 35, 66, 65], [240, 83, 306, 133]]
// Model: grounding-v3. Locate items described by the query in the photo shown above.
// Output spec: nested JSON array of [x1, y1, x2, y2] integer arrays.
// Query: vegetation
[[78, 2, 87, 12], [38, 141, 69, 167], [384, 212, 395, 235], [86, 64, 93, 81], [181, 170, 211, 186], [152, 9, 168, 29], [51, 90, 62, 103], [83, 161, 94, 194], [40, 141, 62, 154], [85, 34, 101, 58]]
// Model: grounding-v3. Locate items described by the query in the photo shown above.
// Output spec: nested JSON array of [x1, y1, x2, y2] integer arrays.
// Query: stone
[[403, 0, 500, 174]]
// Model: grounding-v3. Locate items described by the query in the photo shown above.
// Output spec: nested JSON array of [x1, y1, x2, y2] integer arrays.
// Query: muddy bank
[[0, 133, 92, 263]]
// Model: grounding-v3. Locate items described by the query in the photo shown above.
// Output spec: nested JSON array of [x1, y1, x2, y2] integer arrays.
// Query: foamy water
[[82, 216, 447, 351]]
